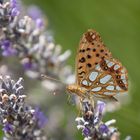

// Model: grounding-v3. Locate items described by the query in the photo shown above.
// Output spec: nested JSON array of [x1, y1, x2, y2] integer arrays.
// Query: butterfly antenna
[[41, 74, 65, 85]]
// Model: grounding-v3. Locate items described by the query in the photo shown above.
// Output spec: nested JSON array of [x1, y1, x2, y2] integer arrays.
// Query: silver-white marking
[[104, 92, 111, 95], [114, 64, 120, 70], [122, 79, 127, 84], [116, 86, 121, 91], [106, 85, 115, 91], [100, 75, 112, 84], [95, 64, 101, 71], [89, 72, 98, 81], [81, 80, 91, 86], [91, 87, 102, 92], [107, 62, 114, 67]]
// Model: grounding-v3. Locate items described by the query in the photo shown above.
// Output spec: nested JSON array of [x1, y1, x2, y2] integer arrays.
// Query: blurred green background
[[24, 0, 140, 139]]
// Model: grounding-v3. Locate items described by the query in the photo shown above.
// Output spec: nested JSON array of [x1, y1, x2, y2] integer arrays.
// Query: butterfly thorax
[[66, 84, 88, 98]]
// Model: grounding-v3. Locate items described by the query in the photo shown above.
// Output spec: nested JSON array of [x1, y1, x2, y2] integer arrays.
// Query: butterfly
[[66, 29, 128, 101]]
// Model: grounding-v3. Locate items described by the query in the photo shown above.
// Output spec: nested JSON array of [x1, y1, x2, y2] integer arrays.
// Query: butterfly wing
[[85, 58, 128, 96], [76, 29, 128, 97]]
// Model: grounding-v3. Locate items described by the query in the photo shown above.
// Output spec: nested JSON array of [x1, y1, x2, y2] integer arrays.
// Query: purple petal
[[96, 101, 105, 114], [1, 40, 11, 49], [36, 18, 44, 28], [3, 123, 13, 133], [22, 61, 32, 70], [27, 5, 42, 20], [22, 59, 38, 70], [83, 127, 90, 137], [99, 124, 109, 134], [2, 48, 17, 57], [10, 0, 17, 8], [34, 107, 48, 128], [11, 8, 19, 16]]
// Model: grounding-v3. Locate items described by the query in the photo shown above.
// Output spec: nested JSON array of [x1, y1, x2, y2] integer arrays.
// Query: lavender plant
[[76, 100, 131, 140], [0, 0, 73, 83], [76, 101, 119, 140], [0, 76, 47, 140]]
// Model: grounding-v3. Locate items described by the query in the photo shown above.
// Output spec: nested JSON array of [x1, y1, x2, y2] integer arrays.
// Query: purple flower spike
[[0, 76, 47, 139], [83, 127, 90, 137], [34, 107, 48, 128], [3, 123, 13, 133], [99, 124, 109, 134]]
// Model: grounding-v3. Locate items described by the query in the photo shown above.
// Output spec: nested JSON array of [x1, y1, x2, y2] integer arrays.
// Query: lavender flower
[[1, 40, 17, 56], [0, 0, 73, 88], [0, 76, 47, 140], [76, 100, 132, 140], [76, 101, 119, 140]]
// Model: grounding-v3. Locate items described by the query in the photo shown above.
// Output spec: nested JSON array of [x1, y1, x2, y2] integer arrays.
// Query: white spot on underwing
[[89, 72, 98, 81], [91, 87, 102, 92], [116, 86, 121, 91], [81, 80, 91, 86], [100, 75, 112, 84], [107, 62, 114, 67], [106, 85, 115, 91], [114, 64, 120, 70]]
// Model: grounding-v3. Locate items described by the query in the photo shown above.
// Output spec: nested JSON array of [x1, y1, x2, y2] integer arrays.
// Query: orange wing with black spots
[[76, 29, 112, 85]]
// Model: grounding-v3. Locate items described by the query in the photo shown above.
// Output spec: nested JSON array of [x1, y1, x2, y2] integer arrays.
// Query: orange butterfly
[[67, 29, 128, 101]]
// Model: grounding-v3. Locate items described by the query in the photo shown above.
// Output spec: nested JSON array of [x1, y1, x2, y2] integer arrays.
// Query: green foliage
[[25, 0, 140, 139]]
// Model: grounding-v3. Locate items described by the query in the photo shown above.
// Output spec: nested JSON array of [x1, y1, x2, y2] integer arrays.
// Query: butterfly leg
[[77, 97, 84, 117], [85, 91, 95, 109]]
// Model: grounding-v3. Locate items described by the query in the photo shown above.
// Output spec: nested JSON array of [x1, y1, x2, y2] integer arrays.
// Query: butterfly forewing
[[76, 29, 112, 85]]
